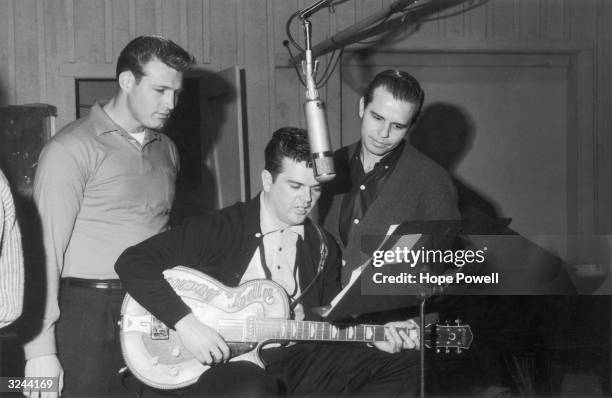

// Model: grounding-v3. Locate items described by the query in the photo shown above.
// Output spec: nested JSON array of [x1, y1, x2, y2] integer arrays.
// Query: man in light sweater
[[23, 36, 195, 398]]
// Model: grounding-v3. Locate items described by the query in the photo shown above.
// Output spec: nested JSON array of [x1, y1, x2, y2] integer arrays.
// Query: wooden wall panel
[[489, 0, 517, 38], [74, 0, 105, 64], [567, 0, 598, 40], [14, 0, 39, 104], [210, 0, 238, 68], [440, 1, 469, 38], [186, 0, 204, 64], [541, 0, 566, 39], [134, 0, 156, 37], [42, 0, 64, 107], [242, 0, 271, 186], [161, 0, 181, 44], [111, 0, 130, 60], [0, 0, 15, 106], [465, 0, 489, 38], [599, 0, 612, 233], [518, 0, 540, 39]]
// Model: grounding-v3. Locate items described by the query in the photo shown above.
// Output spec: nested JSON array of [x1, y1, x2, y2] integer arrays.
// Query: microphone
[[304, 95, 335, 182], [301, 18, 335, 183]]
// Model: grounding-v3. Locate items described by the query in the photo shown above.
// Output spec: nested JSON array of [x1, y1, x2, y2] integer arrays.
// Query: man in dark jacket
[[318, 70, 461, 286], [116, 127, 420, 397]]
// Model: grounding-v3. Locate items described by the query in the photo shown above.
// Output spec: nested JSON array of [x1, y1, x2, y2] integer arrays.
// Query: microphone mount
[[298, 0, 333, 21], [301, 19, 318, 101]]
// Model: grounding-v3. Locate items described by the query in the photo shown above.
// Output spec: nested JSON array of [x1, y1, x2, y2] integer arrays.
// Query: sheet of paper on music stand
[[327, 225, 411, 308], [315, 220, 463, 320], [321, 229, 425, 319]]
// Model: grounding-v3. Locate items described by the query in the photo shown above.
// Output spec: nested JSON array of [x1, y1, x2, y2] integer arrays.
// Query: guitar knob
[[171, 346, 181, 357], [445, 348, 450, 354], [436, 348, 441, 354], [151, 356, 159, 366], [455, 319, 462, 325], [169, 367, 179, 377], [456, 348, 462, 354]]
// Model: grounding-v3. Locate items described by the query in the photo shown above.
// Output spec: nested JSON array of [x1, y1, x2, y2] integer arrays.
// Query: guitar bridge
[[150, 315, 170, 340]]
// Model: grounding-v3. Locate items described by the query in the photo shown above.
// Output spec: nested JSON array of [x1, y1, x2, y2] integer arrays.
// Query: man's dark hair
[[264, 127, 312, 179], [363, 69, 425, 124], [116, 35, 196, 81]]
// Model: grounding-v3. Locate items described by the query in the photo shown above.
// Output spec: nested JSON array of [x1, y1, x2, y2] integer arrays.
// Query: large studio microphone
[[304, 89, 335, 182], [301, 17, 336, 183]]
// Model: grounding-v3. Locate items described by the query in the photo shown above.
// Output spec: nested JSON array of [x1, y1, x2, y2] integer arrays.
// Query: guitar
[[119, 266, 473, 390]]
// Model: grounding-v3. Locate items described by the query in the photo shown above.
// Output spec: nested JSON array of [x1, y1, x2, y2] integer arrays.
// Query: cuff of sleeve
[[165, 305, 192, 329], [23, 328, 57, 360]]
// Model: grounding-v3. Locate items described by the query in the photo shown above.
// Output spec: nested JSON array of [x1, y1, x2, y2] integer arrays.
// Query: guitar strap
[[256, 222, 329, 311]]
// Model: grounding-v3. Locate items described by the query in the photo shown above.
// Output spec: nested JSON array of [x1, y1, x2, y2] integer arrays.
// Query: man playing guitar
[[115, 127, 420, 397]]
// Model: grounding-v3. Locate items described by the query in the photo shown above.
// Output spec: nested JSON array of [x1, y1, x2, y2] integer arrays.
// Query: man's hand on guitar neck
[[175, 313, 230, 365], [373, 319, 420, 354]]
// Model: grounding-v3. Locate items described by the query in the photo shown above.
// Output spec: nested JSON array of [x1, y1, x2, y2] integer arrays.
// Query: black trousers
[[57, 284, 130, 398], [142, 342, 419, 397]]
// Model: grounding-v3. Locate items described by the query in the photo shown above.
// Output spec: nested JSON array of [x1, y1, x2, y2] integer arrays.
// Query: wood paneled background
[[0, 0, 610, 232]]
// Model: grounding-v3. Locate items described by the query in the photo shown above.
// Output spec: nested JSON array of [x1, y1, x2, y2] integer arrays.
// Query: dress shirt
[[24, 102, 179, 359], [339, 140, 405, 245], [241, 194, 305, 320]]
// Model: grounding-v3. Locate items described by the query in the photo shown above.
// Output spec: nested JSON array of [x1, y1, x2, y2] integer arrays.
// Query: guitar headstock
[[428, 319, 473, 354]]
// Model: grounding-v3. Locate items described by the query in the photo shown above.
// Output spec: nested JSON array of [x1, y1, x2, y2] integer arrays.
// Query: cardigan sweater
[[116, 195, 341, 328]]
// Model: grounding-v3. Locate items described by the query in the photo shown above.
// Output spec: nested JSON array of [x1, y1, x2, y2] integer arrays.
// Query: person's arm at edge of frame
[[0, 170, 24, 328]]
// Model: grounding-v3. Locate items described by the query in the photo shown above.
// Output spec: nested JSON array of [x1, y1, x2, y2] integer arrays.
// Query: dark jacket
[[115, 195, 341, 328], [319, 142, 460, 286]]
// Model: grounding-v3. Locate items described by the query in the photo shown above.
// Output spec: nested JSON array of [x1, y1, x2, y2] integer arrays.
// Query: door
[[166, 66, 249, 224]]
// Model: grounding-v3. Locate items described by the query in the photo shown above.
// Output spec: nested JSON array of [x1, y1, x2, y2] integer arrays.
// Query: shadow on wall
[[162, 67, 234, 225], [410, 102, 504, 225]]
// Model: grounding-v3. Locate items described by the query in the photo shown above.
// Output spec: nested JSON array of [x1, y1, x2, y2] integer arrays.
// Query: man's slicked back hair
[[116, 35, 196, 81], [363, 69, 425, 124], [264, 127, 312, 179]]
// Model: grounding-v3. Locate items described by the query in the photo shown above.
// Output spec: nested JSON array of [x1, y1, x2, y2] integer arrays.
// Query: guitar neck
[[251, 319, 422, 344]]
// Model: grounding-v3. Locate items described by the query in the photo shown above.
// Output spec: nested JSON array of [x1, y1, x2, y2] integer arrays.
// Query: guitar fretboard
[[257, 320, 389, 342]]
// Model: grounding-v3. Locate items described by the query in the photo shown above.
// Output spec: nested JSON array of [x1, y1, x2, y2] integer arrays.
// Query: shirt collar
[[354, 139, 406, 172], [89, 102, 162, 143], [259, 193, 304, 238]]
